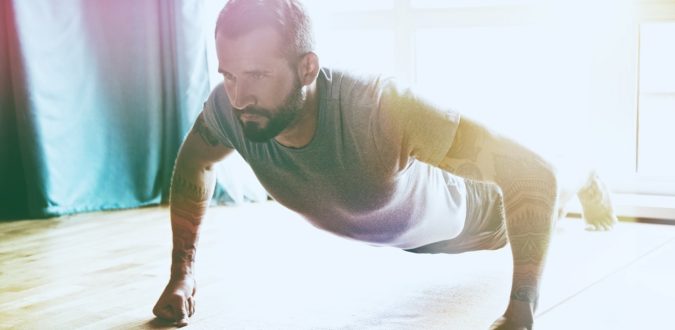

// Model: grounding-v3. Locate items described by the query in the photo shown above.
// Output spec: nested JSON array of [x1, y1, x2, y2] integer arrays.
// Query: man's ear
[[297, 52, 320, 86]]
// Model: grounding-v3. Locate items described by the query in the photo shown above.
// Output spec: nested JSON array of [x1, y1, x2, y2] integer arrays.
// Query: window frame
[[203, 0, 675, 218]]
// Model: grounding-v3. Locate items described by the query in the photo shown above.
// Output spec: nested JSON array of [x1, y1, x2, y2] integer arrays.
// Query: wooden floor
[[1, 201, 674, 330]]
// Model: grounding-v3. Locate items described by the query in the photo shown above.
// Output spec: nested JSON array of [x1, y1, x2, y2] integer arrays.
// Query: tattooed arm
[[153, 115, 233, 327], [438, 118, 558, 330]]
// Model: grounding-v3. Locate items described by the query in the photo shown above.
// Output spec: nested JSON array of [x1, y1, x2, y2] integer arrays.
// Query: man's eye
[[223, 73, 235, 81], [251, 73, 265, 80]]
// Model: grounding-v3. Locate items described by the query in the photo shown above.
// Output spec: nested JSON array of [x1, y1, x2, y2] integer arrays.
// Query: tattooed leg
[[439, 118, 558, 330]]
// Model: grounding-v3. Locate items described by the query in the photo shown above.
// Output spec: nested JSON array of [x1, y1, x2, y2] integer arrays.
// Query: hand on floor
[[489, 317, 532, 330], [152, 275, 197, 327], [489, 299, 534, 330]]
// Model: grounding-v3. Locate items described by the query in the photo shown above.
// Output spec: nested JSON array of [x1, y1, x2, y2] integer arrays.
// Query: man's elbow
[[538, 158, 559, 205]]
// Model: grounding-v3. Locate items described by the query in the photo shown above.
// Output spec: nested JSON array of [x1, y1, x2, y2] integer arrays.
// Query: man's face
[[216, 27, 304, 142]]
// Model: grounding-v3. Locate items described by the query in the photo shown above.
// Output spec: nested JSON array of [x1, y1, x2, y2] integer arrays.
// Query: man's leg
[[405, 179, 508, 255], [557, 167, 618, 230], [438, 118, 558, 330]]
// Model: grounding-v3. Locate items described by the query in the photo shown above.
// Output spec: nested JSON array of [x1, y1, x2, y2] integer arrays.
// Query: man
[[152, 0, 617, 328]]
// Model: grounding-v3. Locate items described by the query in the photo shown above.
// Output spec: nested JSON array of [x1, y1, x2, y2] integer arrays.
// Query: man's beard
[[236, 81, 305, 143]]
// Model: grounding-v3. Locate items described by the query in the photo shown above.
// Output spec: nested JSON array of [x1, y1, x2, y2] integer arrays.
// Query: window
[[201, 0, 675, 213], [414, 26, 545, 142], [637, 22, 675, 185]]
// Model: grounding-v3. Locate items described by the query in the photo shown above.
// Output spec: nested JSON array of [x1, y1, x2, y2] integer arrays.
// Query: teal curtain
[[0, 0, 241, 220]]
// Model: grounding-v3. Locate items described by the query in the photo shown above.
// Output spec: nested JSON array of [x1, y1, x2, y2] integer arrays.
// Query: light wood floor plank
[[2, 202, 674, 329], [536, 236, 675, 330]]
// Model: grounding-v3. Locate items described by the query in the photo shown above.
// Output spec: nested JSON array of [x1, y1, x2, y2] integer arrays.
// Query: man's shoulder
[[324, 68, 393, 107], [200, 82, 240, 149], [203, 82, 237, 127], [206, 82, 231, 110]]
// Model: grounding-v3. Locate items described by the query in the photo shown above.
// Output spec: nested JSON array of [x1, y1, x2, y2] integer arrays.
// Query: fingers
[[489, 316, 532, 330], [190, 285, 197, 316], [154, 278, 197, 327], [170, 294, 190, 326], [153, 303, 175, 321], [176, 316, 189, 328], [186, 296, 193, 317], [153, 293, 193, 327]]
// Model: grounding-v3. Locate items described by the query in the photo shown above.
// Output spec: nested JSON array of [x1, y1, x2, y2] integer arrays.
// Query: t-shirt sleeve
[[377, 80, 461, 166], [200, 84, 235, 149]]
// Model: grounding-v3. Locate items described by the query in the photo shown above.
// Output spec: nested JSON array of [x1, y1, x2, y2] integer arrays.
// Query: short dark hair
[[215, 0, 314, 60]]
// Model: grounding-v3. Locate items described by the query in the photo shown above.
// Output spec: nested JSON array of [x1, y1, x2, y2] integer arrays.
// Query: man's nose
[[227, 82, 255, 110]]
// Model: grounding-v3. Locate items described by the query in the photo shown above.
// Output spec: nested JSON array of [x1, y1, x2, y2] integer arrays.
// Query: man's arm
[[438, 117, 558, 330], [153, 115, 233, 326]]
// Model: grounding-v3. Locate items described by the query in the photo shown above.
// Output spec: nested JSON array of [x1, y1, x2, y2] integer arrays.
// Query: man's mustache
[[239, 107, 270, 118]]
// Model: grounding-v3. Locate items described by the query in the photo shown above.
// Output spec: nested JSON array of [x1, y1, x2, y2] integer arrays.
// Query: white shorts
[[405, 179, 508, 254]]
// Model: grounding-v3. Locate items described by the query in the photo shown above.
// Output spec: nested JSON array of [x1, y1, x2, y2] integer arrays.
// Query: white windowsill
[[567, 193, 675, 222]]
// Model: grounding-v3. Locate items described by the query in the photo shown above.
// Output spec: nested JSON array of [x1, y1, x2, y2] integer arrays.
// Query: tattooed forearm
[[507, 232, 552, 263], [171, 173, 212, 202], [511, 285, 539, 304], [171, 216, 199, 277], [439, 117, 558, 309], [510, 269, 540, 305], [494, 151, 558, 265], [168, 162, 217, 279]]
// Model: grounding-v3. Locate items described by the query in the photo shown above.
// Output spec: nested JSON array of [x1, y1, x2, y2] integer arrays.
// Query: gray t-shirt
[[202, 68, 466, 249]]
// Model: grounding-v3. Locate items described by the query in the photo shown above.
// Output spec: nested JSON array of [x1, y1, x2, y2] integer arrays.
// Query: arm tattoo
[[171, 216, 199, 277], [195, 114, 221, 147], [511, 286, 539, 304], [168, 168, 215, 278], [439, 118, 558, 307], [171, 173, 211, 202]]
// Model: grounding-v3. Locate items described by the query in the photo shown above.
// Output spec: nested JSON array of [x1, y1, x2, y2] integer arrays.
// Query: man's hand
[[151, 114, 231, 327], [489, 300, 535, 330], [489, 317, 532, 330], [152, 276, 197, 327]]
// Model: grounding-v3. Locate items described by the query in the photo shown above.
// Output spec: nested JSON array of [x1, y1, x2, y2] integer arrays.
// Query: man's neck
[[274, 80, 319, 149]]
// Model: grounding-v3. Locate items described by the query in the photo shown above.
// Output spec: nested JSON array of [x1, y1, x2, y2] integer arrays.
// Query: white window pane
[[414, 27, 559, 148], [638, 21, 675, 180], [639, 22, 675, 93], [638, 96, 675, 177], [415, 27, 532, 112], [412, 0, 533, 9], [315, 29, 396, 77], [414, 25, 602, 158]]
